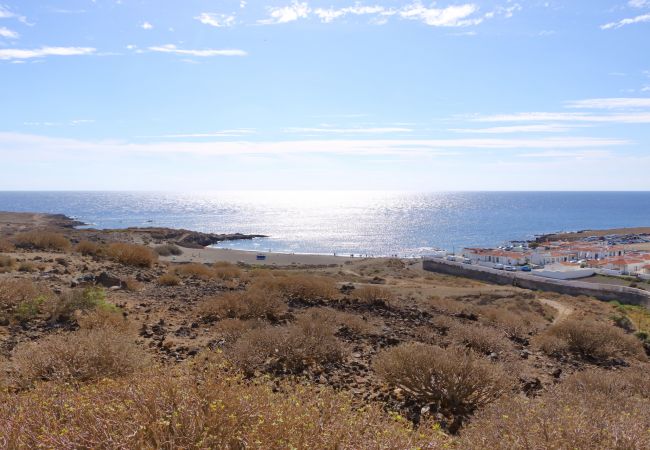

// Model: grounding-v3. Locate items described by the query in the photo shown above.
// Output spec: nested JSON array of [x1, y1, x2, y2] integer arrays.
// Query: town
[[439, 233, 650, 281]]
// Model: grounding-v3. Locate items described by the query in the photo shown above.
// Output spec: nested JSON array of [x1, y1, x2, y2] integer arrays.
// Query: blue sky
[[1, 0, 649, 190]]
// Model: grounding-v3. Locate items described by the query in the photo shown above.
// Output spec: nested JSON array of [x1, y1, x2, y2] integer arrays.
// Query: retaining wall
[[423, 258, 650, 307]]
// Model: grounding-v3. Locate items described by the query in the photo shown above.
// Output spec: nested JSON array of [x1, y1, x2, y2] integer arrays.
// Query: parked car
[[462, 258, 472, 264], [520, 265, 532, 272], [504, 265, 517, 272], [493, 263, 504, 270]]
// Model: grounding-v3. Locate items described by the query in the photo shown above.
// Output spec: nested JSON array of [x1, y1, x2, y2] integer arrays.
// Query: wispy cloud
[[601, 13, 650, 29], [0, 133, 628, 159], [565, 97, 650, 109], [399, 2, 483, 27], [258, 1, 310, 24], [195, 12, 237, 27], [284, 126, 413, 134], [450, 124, 576, 134], [629, 0, 650, 8], [474, 111, 650, 123], [141, 21, 153, 30], [0, 5, 28, 24], [0, 47, 96, 61], [148, 44, 247, 57], [151, 129, 257, 138], [314, 5, 393, 23], [0, 26, 18, 39], [516, 150, 612, 159]]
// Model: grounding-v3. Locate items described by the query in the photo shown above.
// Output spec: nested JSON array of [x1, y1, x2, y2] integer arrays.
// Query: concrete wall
[[422, 258, 650, 307], [532, 268, 595, 280]]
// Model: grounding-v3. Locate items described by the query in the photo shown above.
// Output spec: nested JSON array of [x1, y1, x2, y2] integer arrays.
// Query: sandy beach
[[161, 246, 367, 266]]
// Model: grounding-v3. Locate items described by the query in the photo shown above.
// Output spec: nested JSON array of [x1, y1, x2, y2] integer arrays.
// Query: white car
[[504, 265, 517, 272], [493, 263, 504, 270]]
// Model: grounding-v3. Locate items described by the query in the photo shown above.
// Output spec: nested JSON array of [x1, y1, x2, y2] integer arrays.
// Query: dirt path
[[539, 298, 574, 324]]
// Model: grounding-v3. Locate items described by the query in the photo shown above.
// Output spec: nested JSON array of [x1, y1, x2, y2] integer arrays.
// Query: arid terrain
[[1, 212, 650, 449]]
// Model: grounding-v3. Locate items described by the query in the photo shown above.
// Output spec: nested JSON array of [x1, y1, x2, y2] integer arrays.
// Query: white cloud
[[141, 21, 153, 30], [475, 111, 650, 123], [195, 12, 236, 27], [0, 5, 14, 18], [0, 26, 18, 39], [0, 46, 96, 61], [565, 98, 650, 109], [601, 13, 650, 29], [314, 5, 393, 23], [259, 1, 311, 24], [284, 126, 413, 134], [629, 0, 650, 7], [0, 133, 628, 159], [399, 2, 483, 27], [153, 129, 257, 138], [148, 44, 247, 57], [516, 150, 612, 159], [450, 124, 576, 134]]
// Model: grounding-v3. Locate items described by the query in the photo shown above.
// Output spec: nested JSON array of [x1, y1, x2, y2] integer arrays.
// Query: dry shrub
[[535, 318, 646, 361], [158, 273, 181, 286], [200, 288, 286, 322], [75, 240, 103, 256], [257, 274, 338, 301], [215, 318, 262, 345], [107, 242, 157, 268], [449, 322, 511, 355], [76, 308, 131, 332], [0, 255, 13, 272], [153, 243, 182, 256], [0, 362, 447, 449], [229, 311, 344, 375], [123, 277, 143, 292], [374, 343, 510, 432], [49, 287, 117, 323], [14, 231, 71, 252], [17, 261, 37, 272], [0, 239, 15, 252], [175, 263, 214, 280], [212, 262, 242, 281], [351, 285, 394, 306], [483, 308, 540, 343], [460, 368, 650, 449], [11, 326, 148, 386], [0, 279, 52, 323]]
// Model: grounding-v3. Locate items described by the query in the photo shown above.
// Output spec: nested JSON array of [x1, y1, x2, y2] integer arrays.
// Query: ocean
[[1, 191, 649, 257]]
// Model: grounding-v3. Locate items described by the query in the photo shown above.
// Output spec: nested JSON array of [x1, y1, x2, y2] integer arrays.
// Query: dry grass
[[449, 322, 512, 355], [535, 318, 646, 361], [75, 240, 103, 256], [0, 361, 446, 449], [212, 262, 242, 281], [153, 243, 182, 256], [175, 263, 214, 280], [0, 279, 52, 323], [228, 311, 344, 375], [460, 368, 650, 449], [10, 326, 148, 386], [107, 242, 158, 268], [374, 342, 510, 432], [14, 231, 71, 252], [351, 285, 394, 306], [0, 254, 13, 273], [48, 287, 118, 323], [256, 274, 338, 301], [158, 272, 181, 286], [200, 287, 286, 322], [0, 239, 15, 252]]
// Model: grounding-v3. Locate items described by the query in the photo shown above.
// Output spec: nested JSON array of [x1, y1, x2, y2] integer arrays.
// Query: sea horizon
[[1, 191, 649, 257]]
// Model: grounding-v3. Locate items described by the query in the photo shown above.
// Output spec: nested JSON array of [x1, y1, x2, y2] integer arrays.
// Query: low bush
[[212, 262, 242, 281], [158, 273, 181, 286], [17, 261, 36, 272], [175, 263, 214, 280], [0, 363, 446, 449], [255, 274, 338, 302], [460, 369, 650, 449], [49, 287, 117, 322], [351, 285, 394, 306], [200, 288, 286, 322], [14, 231, 71, 252], [75, 240, 103, 256], [107, 243, 158, 268], [374, 342, 510, 432], [228, 311, 344, 375], [215, 318, 261, 345], [153, 243, 182, 257], [449, 322, 511, 355], [0, 239, 15, 252], [10, 326, 148, 386], [0, 279, 52, 323], [536, 318, 646, 361], [0, 255, 13, 272]]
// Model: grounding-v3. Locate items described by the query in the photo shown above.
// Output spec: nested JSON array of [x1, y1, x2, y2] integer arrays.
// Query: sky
[[0, 0, 649, 191]]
